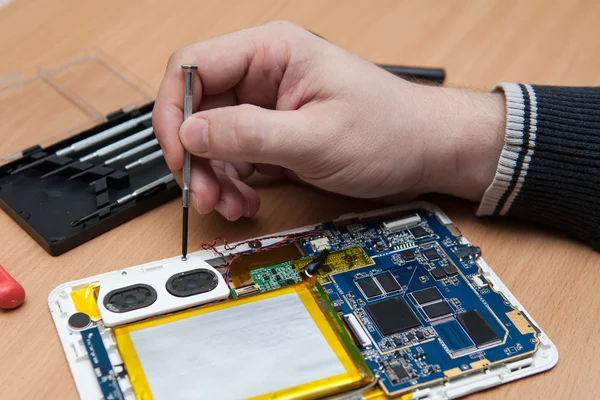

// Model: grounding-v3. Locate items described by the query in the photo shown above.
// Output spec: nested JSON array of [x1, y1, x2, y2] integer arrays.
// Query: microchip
[[393, 337, 404, 346], [431, 268, 446, 280], [444, 265, 458, 276], [400, 249, 415, 261], [406, 332, 415, 341], [412, 287, 442, 305], [320, 264, 332, 274], [415, 330, 424, 340], [409, 226, 428, 239], [457, 310, 501, 347], [375, 272, 401, 293], [391, 363, 410, 383], [422, 301, 452, 320], [338, 225, 349, 235], [356, 277, 382, 299], [334, 304, 343, 313], [366, 297, 421, 335], [423, 248, 440, 261], [453, 246, 482, 259]]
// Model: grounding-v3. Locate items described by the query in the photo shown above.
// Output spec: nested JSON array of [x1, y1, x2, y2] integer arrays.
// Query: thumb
[[179, 104, 313, 167]]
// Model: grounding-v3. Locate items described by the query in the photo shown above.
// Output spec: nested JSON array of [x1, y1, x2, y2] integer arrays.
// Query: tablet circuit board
[[224, 208, 542, 397]]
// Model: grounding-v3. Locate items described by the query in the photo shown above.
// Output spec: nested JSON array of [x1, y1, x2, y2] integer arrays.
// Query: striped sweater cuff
[[476, 83, 600, 250]]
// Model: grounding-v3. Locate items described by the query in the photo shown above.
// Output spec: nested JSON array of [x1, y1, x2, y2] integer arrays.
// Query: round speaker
[[103, 284, 157, 313], [166, 268, 219, 297]]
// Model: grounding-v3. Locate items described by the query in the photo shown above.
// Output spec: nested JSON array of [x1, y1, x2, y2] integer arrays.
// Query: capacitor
[[0, 264, 26, 309]]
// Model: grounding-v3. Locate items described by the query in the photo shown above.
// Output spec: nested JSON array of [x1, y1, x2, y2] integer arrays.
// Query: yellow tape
[[70, 283, 101, 320], [113, 282, 371, 400]]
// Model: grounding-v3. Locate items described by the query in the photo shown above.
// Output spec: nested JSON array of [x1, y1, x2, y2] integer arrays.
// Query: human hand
[[153, 21, 505, 220]]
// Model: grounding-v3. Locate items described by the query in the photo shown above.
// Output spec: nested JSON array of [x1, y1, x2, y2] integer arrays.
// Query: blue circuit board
[[295, 209, 541, 397], [81, 327, 124, 400]]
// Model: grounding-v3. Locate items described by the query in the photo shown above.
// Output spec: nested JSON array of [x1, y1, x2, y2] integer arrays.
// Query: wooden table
[[0, 1, 598, 399]]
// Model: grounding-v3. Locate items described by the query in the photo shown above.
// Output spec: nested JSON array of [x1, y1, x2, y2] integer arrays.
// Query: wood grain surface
[[0, 1, 599, 399]]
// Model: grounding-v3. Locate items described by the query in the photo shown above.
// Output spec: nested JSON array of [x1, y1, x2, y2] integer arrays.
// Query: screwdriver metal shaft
[[70, 174, 175, 227], [10, 112, 152, 175], [181, 65, 197, 261]]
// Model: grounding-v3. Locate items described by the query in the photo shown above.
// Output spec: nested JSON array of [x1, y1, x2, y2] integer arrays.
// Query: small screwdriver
[[68, 139, 160, 181], [70, 174, 175, 227], [40, 127, 154, 179], [10, 112, 153, 175], [181, 65, 197, 261]]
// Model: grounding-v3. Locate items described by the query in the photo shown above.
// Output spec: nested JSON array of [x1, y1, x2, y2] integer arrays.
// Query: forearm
[[477, 83, 600, 250]]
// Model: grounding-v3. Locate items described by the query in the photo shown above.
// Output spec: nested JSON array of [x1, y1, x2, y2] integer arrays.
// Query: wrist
[[417, 86, 506, 201]]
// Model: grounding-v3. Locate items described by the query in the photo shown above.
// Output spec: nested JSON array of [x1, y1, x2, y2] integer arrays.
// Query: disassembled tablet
[[48, 202, 558, 399]]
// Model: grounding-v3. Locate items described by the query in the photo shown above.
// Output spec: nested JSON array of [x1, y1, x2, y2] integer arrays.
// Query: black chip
[[338, 225, 349, 235], [423, 248, 440, 261], [391, 363, 410, 382], [393, 337, 404, 346], [422, 301, 452, 320], [366, 297, 421, 335], [375, 272, 401, 293], [409, 226, 428, 239], [400, 249, 415, 261], [406, 332, 415, 341], [412, 287, 442, 305], [356, 277, 382, 298], [431, 268, 446, 280], [415, 330, 424, 340], [457, 310, 501, 347], [453, 246, 482, 259], [444, 265, 458, 276], [321, 264, 332, 274], [334, 304, 343, 313]]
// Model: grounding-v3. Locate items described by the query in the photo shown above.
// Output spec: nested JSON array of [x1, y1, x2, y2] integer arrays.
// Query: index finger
[[153, 21, 298, 172]]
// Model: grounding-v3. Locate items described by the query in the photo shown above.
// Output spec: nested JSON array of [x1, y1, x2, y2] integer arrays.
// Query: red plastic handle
[[0, 264, 25, 309]]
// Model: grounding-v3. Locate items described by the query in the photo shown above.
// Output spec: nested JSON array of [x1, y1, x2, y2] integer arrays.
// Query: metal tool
[[67, 139, 160, 181], [84, 148, 164, 185], [70, 174, 175, 227], [10, 112, 152, 175], [40, 126, 155, 179], [181, 65, 197, 261]]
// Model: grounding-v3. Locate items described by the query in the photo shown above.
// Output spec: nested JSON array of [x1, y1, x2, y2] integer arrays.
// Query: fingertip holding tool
[[181, 64, 197, 261]]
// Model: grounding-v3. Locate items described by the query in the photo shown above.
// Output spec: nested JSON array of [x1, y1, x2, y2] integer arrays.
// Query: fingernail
[[181, 118, 208, 153], [191, 192, 203, 214]]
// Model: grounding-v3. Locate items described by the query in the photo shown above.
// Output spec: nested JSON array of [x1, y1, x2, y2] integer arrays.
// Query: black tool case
[[0, 51, 180, 256]]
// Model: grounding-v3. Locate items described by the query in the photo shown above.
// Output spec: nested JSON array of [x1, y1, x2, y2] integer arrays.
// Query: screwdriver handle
[[118, 174, 175, 204], [0, 264, 25, 309], [56, 112, 152, 157], [377, 64, 445, 84], [80, 127, 154, 162], [124, 149, 163, 170], [104, 138, 159, 166]]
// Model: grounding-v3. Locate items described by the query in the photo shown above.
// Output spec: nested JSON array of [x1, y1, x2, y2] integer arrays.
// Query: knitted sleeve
[[476, 83, 600, 251]]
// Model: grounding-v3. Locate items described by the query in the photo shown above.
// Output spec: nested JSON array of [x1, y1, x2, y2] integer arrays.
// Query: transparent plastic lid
[[0, 49, 154, 163]]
